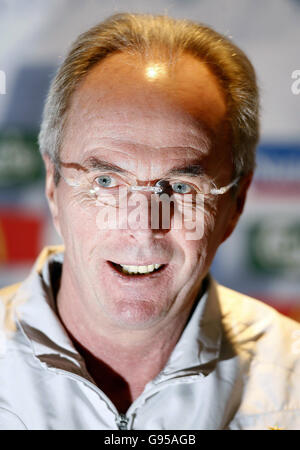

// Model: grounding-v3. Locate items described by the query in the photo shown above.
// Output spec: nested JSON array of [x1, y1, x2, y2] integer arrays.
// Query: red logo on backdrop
[[0, 209, 44, 264]]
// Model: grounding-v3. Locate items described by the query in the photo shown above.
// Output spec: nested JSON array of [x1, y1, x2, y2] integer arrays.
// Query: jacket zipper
[[115, 413, 129, 430]]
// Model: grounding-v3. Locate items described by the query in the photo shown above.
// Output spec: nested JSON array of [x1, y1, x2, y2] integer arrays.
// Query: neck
[[56, 265, 204, 412], [64, 318, 187, 412]]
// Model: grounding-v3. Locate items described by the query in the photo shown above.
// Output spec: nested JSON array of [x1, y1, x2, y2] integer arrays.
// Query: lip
[[106, 260, 168, 279], [109, 259, 168, 266]]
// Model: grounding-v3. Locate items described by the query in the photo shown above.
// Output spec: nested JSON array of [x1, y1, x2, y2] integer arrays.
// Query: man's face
[[46, 52, 245, 330]]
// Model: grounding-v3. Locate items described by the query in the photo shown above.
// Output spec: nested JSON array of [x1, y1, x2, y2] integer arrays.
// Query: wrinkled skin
[[44, 52, 252, 411]]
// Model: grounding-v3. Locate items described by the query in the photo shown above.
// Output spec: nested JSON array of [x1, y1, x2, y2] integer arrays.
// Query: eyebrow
[[166, 164, 204, 177], [81, 157, 204, 178], [82, 157, 128, 173]]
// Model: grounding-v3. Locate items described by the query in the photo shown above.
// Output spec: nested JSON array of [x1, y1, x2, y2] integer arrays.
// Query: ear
[[43, 153, 62, 239], [221, 172, 253, 243]]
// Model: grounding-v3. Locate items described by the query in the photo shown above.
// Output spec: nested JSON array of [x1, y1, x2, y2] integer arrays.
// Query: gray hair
[[38, 13, 260, 179]]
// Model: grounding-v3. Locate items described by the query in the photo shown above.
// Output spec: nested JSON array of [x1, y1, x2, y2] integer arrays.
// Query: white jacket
[[0, 246, 300, 430]]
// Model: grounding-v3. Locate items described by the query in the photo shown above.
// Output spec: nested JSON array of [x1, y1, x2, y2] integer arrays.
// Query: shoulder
[[215, 282, 300, 427], [0, 245, 64, 336], [216, 282, 300, 365], [217, 282, 300, 369], [0, 282, 22, 337]]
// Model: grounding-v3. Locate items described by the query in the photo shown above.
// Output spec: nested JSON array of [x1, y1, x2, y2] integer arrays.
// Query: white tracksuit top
[[0, 246, 300, 430]]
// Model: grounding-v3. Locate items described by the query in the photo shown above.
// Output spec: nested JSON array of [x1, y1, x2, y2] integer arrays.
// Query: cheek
[[56, 195, 101, 252], [171, 226, 211, 273], [180, 199, 217, 250], [174, 199, 219, 273], [204, 196, 235, 257]]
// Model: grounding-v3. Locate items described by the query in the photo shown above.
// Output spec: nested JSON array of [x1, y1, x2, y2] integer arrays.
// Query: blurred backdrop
[[0, 0, 299, 320]]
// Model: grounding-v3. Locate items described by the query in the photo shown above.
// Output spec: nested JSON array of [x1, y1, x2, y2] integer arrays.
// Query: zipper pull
[[116, 413, 129, 430]]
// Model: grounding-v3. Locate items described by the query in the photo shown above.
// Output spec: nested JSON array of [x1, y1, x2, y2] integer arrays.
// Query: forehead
[[61, 51, 231, 176]]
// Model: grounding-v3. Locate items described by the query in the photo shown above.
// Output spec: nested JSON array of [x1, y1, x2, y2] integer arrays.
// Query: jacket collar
[[162, 277, 222, 376], [13, 247, 87, 376], [13, 246, 222, 378]]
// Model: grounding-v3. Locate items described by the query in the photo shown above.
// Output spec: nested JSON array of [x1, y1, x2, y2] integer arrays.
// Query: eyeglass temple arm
[[210, 176, 240, 195], [52, 159, 82, 187]]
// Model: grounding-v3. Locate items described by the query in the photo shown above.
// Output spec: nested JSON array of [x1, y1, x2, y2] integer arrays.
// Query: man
[[0, 13, 299, 430]]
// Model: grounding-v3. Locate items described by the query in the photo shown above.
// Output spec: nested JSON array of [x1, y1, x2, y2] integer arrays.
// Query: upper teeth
[[120, 263, 162, 274]]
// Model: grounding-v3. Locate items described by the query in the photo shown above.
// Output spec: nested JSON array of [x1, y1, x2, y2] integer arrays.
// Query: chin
[[106, 298, 167, 330]]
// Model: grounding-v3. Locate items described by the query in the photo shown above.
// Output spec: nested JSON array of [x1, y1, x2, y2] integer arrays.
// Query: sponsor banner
[[246, 216, 300, 276], [0, 130, 44, 187], [0, 208, 45, 265], [252, 143, 300, 196]]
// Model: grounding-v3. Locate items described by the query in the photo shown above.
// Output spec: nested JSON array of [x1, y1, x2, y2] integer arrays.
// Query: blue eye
[[171, 182, 192, 194], [95, 175, 115, 188]]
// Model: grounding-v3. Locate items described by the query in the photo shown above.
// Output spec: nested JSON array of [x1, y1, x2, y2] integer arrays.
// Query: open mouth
[[108, 261, 166, 277]]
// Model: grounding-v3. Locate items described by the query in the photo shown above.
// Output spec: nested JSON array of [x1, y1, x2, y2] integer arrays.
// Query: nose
[[118, 189, 173, 237]]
